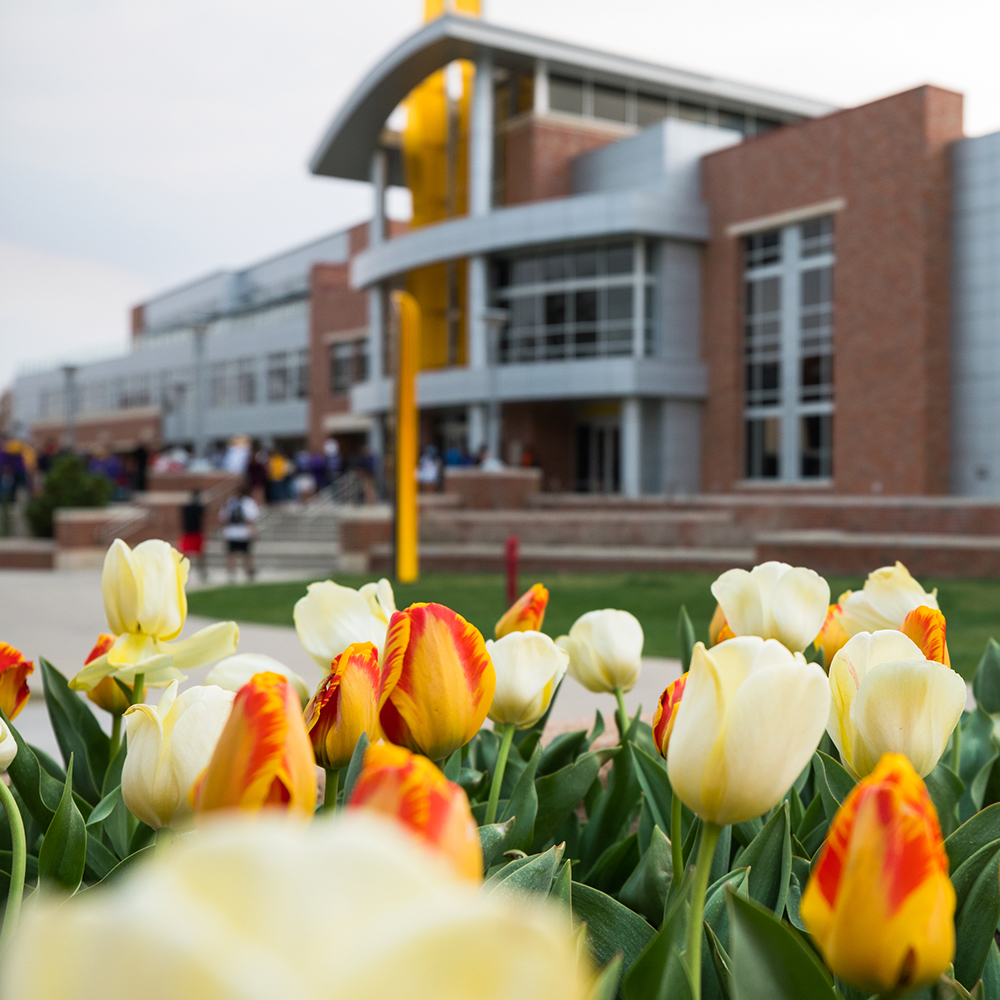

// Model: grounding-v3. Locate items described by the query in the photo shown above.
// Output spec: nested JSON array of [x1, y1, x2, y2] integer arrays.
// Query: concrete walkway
[[0, 568, 682, 759]]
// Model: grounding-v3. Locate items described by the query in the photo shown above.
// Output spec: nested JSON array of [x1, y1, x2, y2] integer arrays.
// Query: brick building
[[10, 12, 1000, 501]]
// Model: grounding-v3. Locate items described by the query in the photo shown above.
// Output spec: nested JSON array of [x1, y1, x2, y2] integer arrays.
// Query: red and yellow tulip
[[380, 603, 495, 762], [349, 743, 482, 881], [192, 672, 316, 816], [304, 641, 383, 771], [651, 672, 687, 759], [0, 643, 33, 720], [800, 753, 955, 993], [81, 635, 131, 715], [708, 604, 731, 646], [899, 605, 950, 666], [815, 602, 850, 667], [494, 584, 549, 639]]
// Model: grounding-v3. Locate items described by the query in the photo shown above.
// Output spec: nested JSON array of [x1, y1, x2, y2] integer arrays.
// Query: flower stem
[[670, 791, 684, 884], [109, 714, 122, 761], [685, 821, 722, 1000], [131, 672, 145, 706], [324, 768, 340, 811], [952, 719, 962, 775], [485, 722, 516, 826], [614, 686, 629, 740], [0, 779, 26, 953]]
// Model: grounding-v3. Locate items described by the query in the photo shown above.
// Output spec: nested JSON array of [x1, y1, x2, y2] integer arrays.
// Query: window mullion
[[780, 226, 801, 482]]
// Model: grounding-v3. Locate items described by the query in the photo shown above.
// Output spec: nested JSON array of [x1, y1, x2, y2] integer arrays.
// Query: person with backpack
[[179, 490, 208, 583], [220, 484, 259, 584]]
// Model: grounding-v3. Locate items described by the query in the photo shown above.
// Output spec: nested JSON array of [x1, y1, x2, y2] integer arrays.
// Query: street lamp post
[[481, 308, 508, 463], [192, 322, 208, 459]]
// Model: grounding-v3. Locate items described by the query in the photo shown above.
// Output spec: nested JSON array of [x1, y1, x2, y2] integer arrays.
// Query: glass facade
[[493, 242, 654, 363], [328, 339, 368, 395], [743, 216, 835, 481]]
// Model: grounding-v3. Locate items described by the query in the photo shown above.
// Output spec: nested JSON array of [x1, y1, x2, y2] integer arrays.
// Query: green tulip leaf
[[632, 742, 675, 836], [341, 731, 370, 804], [38, 755, 87, 894], [946, 803, 1000, 872], [726, 890, 837, 1000], [739, 802, 792, 915], [538, 728, 589, 776], [925, 762, 965, 838], [951, 839, 1000, 988], [579, 729, 641, 867], [795, 793, 828, 858], [499, 742, 541, 852], [972, 639, 1000, 710], [478, 816, 515, 869], [550, 858, 572, 912], [532, 746, 618, 851], [573, 881, 655, 982], [486, 843, 563, 900], [678, 605, 696, 673], [705, 921, 733, 1000], [710, 824, 733, 886], [442, 747, 462, 781], [619, 825, 673, 924], [0, 708, 66, 829], [784, 856, 811, 932], [813, 751, 856, 820], [582, 832, 640, 896], [38, 658, 110, 805], [590, 955, 624, 1000], [958, 708, 998, 822]]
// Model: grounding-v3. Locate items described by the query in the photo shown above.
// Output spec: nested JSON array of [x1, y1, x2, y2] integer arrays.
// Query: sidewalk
[[0, 567, 682, 756]]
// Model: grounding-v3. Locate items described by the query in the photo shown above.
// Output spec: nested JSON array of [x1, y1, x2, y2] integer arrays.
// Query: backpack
[[227, 498, 246, 525]]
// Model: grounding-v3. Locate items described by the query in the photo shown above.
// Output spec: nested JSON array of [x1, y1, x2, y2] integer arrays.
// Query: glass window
[[295, 349, 309, 399], [801, 414, 832, 478], [718, 111, 747, 133], [754, 118, 783, 134], [543, 253, 570, 281], [330, 343, 353, 395], [575, 249, 599, 278], [210, 363, 228, 408], [512, 257, 537, 285], [606, 243, 633, 275], [801, 216, 834, 258], [545, 293, 567, 327], [636, 93, 669, 127], [746, 417, 781, 479], [267, 352, 288, 402], [606, 286, 632, 322], [237, 359, 256, 405], [745, 230, 781, 269], [676, 101, 708, 124], [549, 75, 584, 115], [593, 84, 627, 123], [575, 290, 597, 324]]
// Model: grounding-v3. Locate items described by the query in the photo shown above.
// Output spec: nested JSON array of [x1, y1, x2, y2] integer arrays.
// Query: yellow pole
[[394, 291, 420, 582]]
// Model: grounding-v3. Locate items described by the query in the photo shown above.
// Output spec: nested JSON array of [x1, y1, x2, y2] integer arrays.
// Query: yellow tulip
[[827, 630, 966, 778], [0, 643, 33, 720], [800, 753, 955, 993], [192, 672, 317, 816], [815, 603, 850, 668], [349, 743, 483, 882], [2, 813, 595, 1000], [838, 561, 939, 635], [486, 630, 568, 729], [556, 609, 644, 694], [71, 539, 238, 693], [667, 637, 830, 825]]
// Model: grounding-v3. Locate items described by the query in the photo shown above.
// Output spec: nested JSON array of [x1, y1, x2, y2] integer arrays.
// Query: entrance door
[[575, 419, 620, 493]]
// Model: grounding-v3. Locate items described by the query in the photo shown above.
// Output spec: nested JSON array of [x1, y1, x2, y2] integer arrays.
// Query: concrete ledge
[[0, 539, 55, 570]]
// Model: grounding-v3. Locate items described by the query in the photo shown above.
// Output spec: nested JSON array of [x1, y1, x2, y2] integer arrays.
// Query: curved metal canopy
[[309, 15, 835, 183]]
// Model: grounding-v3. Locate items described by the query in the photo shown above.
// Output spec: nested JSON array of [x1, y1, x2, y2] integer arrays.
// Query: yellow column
[[394, 291, 420, 582]]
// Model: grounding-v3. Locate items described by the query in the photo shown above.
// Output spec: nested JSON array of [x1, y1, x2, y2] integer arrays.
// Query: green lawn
[[188, 571, 1000, 679]]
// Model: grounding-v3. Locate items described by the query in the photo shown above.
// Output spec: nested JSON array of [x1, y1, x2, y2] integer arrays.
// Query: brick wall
[[502, 114, 624, 205], [700, 86, 963, 495], [502, 401, 576, 491]]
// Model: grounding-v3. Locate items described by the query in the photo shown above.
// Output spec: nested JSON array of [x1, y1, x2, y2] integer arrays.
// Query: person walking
[[220, 485, 259, 584], [179, 490, 208, 583]]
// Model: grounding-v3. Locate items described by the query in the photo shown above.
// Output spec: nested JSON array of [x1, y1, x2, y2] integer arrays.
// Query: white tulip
[[556, 609, 644, 694], [294, 578, 395, 669], [122, 681, 235, 829], [0, 719, 17, 772], [668, 637, 831, 826], [3, 813, 595, 1000], [710, 561, 831, 653], [828, 630, 967, 779], [838, 562, 939, 636], [486, 631, 568, 729], [206, 654, 311, 708]]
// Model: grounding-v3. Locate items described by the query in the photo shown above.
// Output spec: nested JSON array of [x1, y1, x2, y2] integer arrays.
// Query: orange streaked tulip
[[0, 643, 33, 720], [651, 672, 687, 759], [708, 604, 728, 646], [815, 603, 850, 668], [495, 583, 549, 639], [305, 642, 383, 771], [899, 605, 951, 666], [800, 753, 955, 993], [82, 635, 131, 715], [349, 743, 482, 882], [192, 672, 316, 817], [380, 603, 495, 762]]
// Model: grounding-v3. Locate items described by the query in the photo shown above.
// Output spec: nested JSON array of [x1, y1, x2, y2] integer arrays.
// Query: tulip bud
[[486, 631, 568, 729], [77, 635, 131, 715], [707, 604, 731, 646], [651, 672, 687, 759], [207, 653, 311, 708], [556, 609, 644, 694], [380, 603, 495, 762], [0, 718, 18, 772], [0, 643, 33, 721], [711, 561, 831, 653], [294, 578, 395, 668], [349, 743, 483, 882], [192, 672, 317, 817], [668, 637, 830, 825], [899, 606, 950, 666], [838, 561, 939, 636], [800, 753, 955, 993], [305, 642, 383, 771], [495, 583, 549, 639], [122, 681, 235, 829], [828, 630, 966, 779], [815, 603, 849, 668]]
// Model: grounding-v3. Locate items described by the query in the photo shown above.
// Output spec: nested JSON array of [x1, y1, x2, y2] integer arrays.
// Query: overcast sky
[[2, 0, 999, 392]]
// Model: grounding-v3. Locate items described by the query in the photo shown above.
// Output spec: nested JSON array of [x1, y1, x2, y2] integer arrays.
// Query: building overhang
[[350, 187, 709, 287], [350, 355, 707, 413], [310, 14, 835, 183]]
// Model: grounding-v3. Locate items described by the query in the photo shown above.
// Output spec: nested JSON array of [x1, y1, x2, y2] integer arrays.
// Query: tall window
[[743, 216, 834, 481], [328, 341, 367, 395]]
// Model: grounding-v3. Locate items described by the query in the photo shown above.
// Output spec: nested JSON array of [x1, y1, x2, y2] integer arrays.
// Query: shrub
[[26, 453, 112, 538]]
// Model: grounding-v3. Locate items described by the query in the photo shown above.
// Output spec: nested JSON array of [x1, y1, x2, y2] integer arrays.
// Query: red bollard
[[505, 535, 519, 606]]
